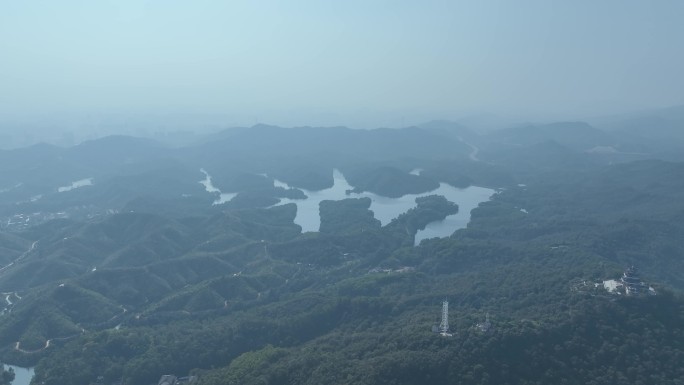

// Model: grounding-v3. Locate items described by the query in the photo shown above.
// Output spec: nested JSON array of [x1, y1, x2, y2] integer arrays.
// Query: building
[[157, 374, 198, 385], [600, 266, 656, 296], [476, 313, 493, 334], [621, 266, 643, 295], [158, 375, 177, 385]]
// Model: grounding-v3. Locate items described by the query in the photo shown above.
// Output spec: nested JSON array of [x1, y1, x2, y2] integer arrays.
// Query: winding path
[[14, 331, 83, 354], [457, 137, 480, 161], [106, 305, 128, 323], [0, 241, 38, 274]]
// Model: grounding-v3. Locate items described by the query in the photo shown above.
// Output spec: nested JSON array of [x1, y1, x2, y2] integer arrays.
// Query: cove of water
[[199, 169, 237, 204], [57, 178, 93, 192], [412, 185, 494, 245], [5, 365, 33, 385], [200, 168, 495, 244], [275, 170, 495, 244]]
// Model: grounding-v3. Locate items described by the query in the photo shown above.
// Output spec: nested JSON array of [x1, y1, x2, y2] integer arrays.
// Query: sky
[[1, 0, 684, 131]]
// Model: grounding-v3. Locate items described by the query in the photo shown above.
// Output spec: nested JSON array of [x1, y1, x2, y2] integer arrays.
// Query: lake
[[274, 170, 495, 244], [199, 169, 237, 204], [5, 365, 33, 385], [202, 169, 495, 244]]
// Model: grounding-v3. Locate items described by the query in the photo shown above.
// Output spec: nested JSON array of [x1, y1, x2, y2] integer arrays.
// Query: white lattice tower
[[439, 300, 449, 334]]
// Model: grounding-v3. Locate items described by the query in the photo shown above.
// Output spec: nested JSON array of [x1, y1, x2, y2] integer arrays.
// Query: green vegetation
[[0, 365, 13, 385], [319, 198, 381, 235], [386, 195, 459, 237], [1, 125, 684, 384], [343, 166, 440, 197]]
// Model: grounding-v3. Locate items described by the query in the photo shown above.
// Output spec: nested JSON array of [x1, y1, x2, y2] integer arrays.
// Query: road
[[0, 241, 38, 274], [14, 330, 84, 354], [457, 137, 480, 161]]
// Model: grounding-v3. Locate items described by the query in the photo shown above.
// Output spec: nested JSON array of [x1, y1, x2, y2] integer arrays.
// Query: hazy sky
[[1, 0, 684, 128]]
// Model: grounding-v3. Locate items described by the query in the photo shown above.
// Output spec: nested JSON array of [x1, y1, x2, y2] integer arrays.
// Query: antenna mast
[[439, 299, 451, 336]]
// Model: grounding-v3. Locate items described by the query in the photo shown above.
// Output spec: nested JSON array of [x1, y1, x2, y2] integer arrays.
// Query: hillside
[[0, 125, 683, 384]]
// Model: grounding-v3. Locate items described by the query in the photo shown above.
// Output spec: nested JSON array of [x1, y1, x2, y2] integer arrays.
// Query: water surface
[[200, 168, 495, 243], [6, 365, 33, 385], [57, 178, 93, 192], [275, 170, 495, 243], [199, 169, 237, 204]]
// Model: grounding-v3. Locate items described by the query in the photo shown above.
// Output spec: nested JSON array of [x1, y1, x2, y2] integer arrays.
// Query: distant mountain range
[[1, 118, 684, 384]]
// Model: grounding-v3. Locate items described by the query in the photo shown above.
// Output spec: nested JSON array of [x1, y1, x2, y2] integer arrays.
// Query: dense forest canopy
[[0, 119, 684, 385]]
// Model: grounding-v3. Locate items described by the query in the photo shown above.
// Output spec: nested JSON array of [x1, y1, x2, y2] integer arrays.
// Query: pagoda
[[621, 266, 643, 295]]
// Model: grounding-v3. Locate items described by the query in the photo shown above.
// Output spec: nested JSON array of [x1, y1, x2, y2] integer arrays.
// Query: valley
[[0, 120, 683, 385], [3, 2, 684, 383]]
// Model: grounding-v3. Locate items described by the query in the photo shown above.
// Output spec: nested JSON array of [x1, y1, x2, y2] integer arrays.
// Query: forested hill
[[1, 123, 684, 384]]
